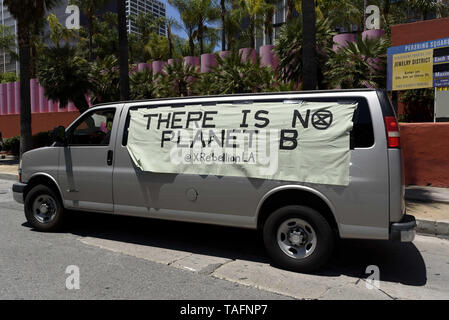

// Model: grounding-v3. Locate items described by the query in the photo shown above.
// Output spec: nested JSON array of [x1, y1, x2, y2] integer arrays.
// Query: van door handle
[[107, 150, 113, 166]]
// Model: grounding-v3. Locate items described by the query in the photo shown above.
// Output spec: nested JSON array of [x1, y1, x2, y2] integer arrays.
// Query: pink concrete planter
[[218, 51, 231, 59], [68, 101, 77, 112], [14, 82, 20, 114], [362, 29, 385, 40], [152, 60, 167, 74], [184, 56, 200, 68], [6, 82, 15, 114], [30, 79, 39, 113], [59, 101, 68, 112], [239, 48, 257, 63], [0, 84, 7, 115], [85, 93, 92, 108], [333, 33, 356, 51], [259, 45, 278, 69], [38, 85, 48, 113], [200, 53, 217, 73], [137, 63, 151, 72], [168, 58, 181, 65], [367, 57, 384, 72]]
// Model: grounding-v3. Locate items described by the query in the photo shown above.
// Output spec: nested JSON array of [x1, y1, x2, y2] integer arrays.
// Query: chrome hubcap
[[277, 218, 317, 259], [32, 195, 57, 224]]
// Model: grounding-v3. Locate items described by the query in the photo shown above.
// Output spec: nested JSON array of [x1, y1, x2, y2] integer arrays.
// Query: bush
[[0, 72, 18, 83], [2, 131, 54, 156], [400, 89, 434, 122], [2, 136, 20, 155]]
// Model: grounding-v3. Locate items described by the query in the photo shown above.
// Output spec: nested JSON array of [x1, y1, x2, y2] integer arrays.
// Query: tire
[[263, 205, 334, 273], [24, 185, 65, 232]]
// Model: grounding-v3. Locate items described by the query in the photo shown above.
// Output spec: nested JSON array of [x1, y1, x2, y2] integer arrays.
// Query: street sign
[[387, 37, 449, 91]]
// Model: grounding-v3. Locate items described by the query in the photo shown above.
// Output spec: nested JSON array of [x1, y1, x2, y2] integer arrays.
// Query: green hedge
[[2, 131, 54, 156]]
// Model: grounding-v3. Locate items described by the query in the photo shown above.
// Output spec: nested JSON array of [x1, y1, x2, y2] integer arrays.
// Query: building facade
[[125, 0, 166, 35], [0, 0, 167, 75], [0, 1, 18, 75]]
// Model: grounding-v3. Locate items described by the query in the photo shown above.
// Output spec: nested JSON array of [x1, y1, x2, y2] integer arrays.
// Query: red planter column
[[184, 56, 200, 66], [0, 84, 7, 115], [218, 51, 231, 59], [333, 33, 356, 51], [239, 48, 257, 63], [200, 53, 217, 73], [14, 82, 20, 114], [362, 29, 385, 40], [6, 82, 15, 114], [38, 84, 48, 113], [259, 44, 278, 69], [152, 60, 167, 74]]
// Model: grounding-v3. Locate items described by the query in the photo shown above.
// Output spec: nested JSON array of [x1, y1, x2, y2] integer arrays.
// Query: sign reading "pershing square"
[[387, 37, 449, 90]]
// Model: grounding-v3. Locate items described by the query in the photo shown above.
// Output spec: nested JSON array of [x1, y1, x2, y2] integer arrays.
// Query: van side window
[[121, 98, 374, 148], [69, 109, 116, 146], [351, 100, 374, 148]]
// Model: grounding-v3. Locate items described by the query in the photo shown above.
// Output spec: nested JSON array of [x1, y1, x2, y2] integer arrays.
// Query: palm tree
[[4, 0, 60, 156], [325, 36, 389, 89], [301, 0, 317, 90], [220, 0, 227, 50], [169, 0, 198, 56], [275, 16, 334, 87], [192, 0, 220, 55], [69, 0, 110, 61], [117, 0, 129, 100], [263, 0, 276, 45], [236, 0, 272, 49]]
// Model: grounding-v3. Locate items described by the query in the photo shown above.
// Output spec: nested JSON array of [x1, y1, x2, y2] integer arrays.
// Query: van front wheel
[[24, 185, 65, 232], [263, 205, 334, 273]]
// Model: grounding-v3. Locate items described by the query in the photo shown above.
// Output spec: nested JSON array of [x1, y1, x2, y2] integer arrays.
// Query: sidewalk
[[0, 155, 447, 236], [0, 154, 18, 180]]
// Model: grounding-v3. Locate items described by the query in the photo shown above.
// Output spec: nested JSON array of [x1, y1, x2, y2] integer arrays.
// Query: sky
[[165, 1, 187, 39]]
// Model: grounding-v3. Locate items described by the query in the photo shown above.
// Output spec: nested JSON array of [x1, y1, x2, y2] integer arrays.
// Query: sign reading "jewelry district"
[[387, 36, 449, 90], [126, 101, 358, 186]]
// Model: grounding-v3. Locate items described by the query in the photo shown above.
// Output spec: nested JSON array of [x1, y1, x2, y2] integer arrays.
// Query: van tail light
[[384, 116, 400, 148]]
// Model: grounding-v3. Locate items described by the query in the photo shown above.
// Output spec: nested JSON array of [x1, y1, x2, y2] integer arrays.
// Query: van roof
[[93, 88, 381, 108]]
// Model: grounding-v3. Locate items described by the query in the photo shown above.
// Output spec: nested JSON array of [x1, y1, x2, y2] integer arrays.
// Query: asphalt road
[[1, 178, 448, 300]]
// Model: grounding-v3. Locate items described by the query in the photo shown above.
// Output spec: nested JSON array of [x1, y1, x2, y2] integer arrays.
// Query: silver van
[[12, 89, 416, 272]]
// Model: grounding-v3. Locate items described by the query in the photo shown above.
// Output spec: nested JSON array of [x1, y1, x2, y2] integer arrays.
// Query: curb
[[416, 219, 449, 237], [0, 173, 17, 181]]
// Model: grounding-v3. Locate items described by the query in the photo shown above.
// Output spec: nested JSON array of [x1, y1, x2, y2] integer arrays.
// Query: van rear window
[[298, 97, 374, 149], [122, 97, 374, 149]]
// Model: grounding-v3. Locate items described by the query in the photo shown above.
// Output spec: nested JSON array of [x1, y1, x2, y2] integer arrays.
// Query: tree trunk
[[301, 0, 317, 90], [17, 19, 32, 156], [167, 22, 174, 59], [198, 23, 204, 55], [117, 0, 130, 101], [286, 0, 295, 22], [363, 0, 368, 30], [221, 0, 226, 51], [73, 95, 89, 114], [189, 29, 195, 56], [249, 17, 255, 49], [88, 16, 93, 61]]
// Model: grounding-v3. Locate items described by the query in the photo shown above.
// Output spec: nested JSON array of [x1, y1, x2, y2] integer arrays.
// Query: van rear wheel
[[24, 185, 65, 232], [263, 205, 334, 273]]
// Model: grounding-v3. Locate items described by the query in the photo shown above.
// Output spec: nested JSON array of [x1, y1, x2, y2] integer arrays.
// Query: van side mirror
[[53, 126, 66, 145]]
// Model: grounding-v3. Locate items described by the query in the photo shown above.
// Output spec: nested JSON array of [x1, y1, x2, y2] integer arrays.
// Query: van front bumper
[[390, 214, 416, 242], [12, 182, 26, 204]]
